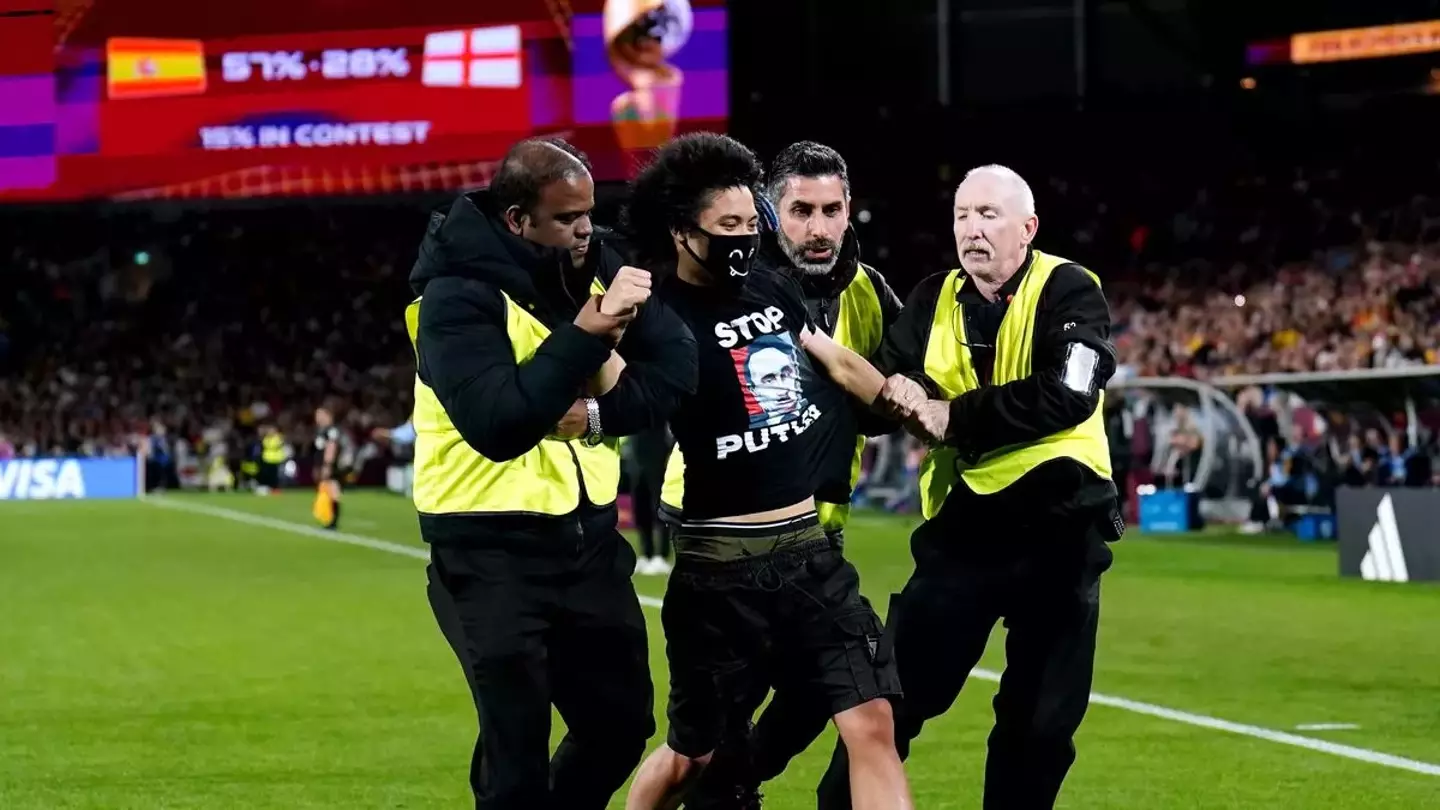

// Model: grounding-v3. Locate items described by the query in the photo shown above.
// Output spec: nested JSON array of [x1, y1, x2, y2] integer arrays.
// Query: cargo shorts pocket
[[826, 608, 902, 713], [835, 609, 887, 666]]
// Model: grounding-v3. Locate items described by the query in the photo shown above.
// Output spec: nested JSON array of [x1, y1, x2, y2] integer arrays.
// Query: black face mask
[[682, 229, 759, 291]]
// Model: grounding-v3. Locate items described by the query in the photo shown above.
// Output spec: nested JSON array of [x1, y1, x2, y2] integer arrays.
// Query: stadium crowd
[[0, 205, 419, 485], [3, 155, 1438, 511]]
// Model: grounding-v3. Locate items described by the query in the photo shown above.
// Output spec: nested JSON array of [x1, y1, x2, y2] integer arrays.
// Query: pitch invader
[[618, 132, 913, 810]]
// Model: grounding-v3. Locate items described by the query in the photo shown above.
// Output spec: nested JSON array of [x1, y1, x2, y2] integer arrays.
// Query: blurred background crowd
[[6, 0, 1440, 532], [0, 206, 419, 487], [4, 131, 1437, 525]]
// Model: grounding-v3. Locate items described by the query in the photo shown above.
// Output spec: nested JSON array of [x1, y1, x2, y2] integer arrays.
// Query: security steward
[[818, 164, 1123, 810], [407, 137, 697, 810], [257, 424, 288, 494], [672, 142, 905, 809]]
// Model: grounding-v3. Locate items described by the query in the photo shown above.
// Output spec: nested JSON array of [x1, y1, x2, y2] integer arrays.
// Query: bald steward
[[490, 136, 598, 267], [962, 164, 1035, 216], [954, 163, 1041, 301]]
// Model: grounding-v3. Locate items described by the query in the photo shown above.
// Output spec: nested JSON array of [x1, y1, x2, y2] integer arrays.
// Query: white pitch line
[[148, 498, 1440, 778], [148, 497, 667, 611], [146, 497, 429, 560], [1075, 696, 1431, 774], [963, 674, 1433, 775], [1297, 723, 1362, 732]]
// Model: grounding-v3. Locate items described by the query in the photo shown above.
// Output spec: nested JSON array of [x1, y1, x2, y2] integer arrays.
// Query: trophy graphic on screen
[[603, 0, 692, 151]]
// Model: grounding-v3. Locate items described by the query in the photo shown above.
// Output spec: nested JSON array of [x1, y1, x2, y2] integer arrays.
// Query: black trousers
[[145, 459, 179, 491], [817, 510, 1114, 810], [426, 533, 656, 810], [629, 426, 672, 559]]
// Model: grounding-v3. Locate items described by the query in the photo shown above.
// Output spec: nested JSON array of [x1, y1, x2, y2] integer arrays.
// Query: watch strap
[[583, 397, 603, 444]]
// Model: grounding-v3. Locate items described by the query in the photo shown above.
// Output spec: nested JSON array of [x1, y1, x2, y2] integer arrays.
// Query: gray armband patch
[[1062, 343, 1100, 396]]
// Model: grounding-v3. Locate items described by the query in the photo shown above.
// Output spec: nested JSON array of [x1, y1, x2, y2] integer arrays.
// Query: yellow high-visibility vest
[[660, 265, 887, 531], [660, 445, 685, 512], [404, 280, 620, 516], [261, 434, 287, 465], [917, 249, 1112, 520]]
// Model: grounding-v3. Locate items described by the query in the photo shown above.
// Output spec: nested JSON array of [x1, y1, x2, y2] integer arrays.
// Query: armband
[[1062, 343, 1100, 397]]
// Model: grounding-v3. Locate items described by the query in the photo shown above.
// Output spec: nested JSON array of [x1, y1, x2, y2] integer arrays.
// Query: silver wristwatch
[[581, 397, 604, 446]]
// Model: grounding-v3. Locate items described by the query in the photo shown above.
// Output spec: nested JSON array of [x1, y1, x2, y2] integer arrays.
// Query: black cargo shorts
[[659, 513, 902, 758]]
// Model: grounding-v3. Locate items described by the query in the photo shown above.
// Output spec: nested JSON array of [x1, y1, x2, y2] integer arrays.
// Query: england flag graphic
[[422, 25, 523, 89]]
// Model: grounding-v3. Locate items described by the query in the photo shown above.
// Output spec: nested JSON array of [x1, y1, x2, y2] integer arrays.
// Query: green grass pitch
[[2, 491, 1438, 808]]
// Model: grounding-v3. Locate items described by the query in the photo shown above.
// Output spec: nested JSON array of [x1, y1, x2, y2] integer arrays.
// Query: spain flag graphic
[[106, 38, 207, 100]]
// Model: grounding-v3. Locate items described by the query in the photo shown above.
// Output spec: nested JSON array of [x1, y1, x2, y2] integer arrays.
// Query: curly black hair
[[620, 132, 764, 269]]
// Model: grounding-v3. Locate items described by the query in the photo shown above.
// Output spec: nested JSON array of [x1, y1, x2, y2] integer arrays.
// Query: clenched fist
[[906, 400, 952, 446], [600, 265, 652, 317]]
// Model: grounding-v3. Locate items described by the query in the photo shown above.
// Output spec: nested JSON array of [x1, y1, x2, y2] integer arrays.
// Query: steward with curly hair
[[619, 132, 914, 810]]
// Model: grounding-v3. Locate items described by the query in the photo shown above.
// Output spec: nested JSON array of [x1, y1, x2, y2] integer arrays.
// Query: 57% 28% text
[[221, 48, 411, 83]]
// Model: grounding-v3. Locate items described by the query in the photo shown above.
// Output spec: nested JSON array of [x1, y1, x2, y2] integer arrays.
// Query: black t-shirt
[[314, 425, 340, 453], [661, 267, 844, 520], [314, 425, 344, 470]]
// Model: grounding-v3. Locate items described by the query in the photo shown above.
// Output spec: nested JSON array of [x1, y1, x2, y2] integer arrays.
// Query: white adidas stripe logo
[[1359, 493, 1409, 583]]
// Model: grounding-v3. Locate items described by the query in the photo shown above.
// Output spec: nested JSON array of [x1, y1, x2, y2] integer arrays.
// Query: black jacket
[[756, 227, 904, 504], [410, 191, 698, 548], [876, 248, 1118, 528]]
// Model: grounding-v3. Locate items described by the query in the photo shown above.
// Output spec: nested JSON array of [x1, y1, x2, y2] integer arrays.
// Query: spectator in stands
[[1383, 434, 1410, 486], [1363, 428, 1390, 474], [5, 150, 1440, 501], [1410, 443, 1435, 488], [1284, 425, 1322, 503], [1160, 404, 1203, 489], [0, 206, 420, 484], [1248, 436, 1306, 532], [1344, 444, 1382, 488], [1382, 433, 1434, 487]]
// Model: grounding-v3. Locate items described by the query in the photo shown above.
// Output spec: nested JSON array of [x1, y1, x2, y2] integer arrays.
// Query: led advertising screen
[[1246, 19, 1440, 66], [0, 0, 728, 201]]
